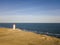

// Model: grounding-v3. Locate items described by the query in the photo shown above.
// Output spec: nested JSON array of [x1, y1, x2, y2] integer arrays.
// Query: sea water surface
[[0, 23, 60, 38]]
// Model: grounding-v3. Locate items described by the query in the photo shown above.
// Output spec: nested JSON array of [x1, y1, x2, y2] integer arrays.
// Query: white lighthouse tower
[[13, 24, 16, 30]]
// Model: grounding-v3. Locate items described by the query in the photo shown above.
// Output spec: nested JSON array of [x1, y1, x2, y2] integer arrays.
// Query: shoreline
[[0, 27, 60, 38], [0, 27, 60, 45]]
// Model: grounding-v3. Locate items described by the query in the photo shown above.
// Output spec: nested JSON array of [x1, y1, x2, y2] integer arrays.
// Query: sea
[[0, 23, 60, 38]]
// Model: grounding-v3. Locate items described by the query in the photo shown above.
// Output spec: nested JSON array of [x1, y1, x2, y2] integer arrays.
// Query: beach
[[0, 28, 60, 45]]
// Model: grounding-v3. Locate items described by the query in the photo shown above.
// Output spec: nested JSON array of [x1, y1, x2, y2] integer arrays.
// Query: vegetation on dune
[[0, 28, 60, 45]]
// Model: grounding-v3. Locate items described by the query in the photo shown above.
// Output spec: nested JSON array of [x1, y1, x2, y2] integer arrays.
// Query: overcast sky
[[0, 0, 60, 23]]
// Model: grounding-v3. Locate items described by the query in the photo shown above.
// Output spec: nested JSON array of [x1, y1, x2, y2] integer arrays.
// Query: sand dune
[[0, 28, 60, 45]]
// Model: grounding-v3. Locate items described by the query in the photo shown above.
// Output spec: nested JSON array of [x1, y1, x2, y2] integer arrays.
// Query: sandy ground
[[0, 28, 60, 45]]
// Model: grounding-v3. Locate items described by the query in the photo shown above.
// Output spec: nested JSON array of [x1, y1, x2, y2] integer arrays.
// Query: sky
[[0, 0, 60, 23]]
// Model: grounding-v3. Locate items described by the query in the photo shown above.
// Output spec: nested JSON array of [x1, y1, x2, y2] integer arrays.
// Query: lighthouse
[[13, 24, 16, 30]]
